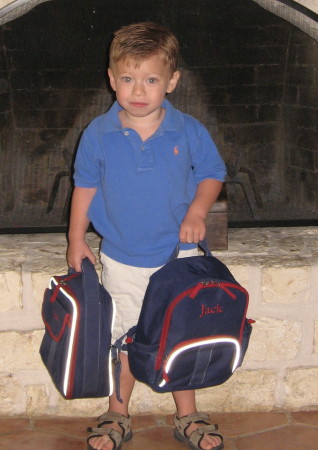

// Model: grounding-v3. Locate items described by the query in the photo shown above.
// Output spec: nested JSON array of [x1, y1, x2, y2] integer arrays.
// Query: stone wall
[[284, 30, 318, 213], [1, 227, 317, 417]]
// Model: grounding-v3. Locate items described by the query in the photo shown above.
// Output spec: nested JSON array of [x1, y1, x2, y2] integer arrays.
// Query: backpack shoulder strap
[[168, 239, 212, 262]]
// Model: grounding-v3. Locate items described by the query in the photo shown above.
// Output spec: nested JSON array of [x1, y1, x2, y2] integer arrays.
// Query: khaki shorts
[[100, 248, 199, 346]]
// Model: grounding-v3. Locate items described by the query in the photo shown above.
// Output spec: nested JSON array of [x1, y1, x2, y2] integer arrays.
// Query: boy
[[67, 22, 226, 450]]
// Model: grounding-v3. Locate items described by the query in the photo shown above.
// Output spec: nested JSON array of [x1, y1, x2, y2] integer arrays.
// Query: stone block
[[26, 385, 50, 415], [314, 321, 318, 355], [226, 264, 251, 289], [0, 92, 9, 112], [261, 265, 310, 303], [0, 330, 43, 372], [31, 272, 56, 312], [285, 367, 318, 410], [130, 382, 175, 415], [0, 373, 26, 415], [245, 318, 302, 361], [0, 271, 22, 311], [196, 369, 277, 412], [53, 395, 110, 417]]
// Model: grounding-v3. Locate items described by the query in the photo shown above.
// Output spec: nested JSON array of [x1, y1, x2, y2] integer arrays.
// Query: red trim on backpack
[[155, 281, 249, 371]]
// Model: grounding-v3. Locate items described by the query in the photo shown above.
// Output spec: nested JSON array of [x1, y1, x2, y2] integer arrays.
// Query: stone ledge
[[0, 227, 317, 415]]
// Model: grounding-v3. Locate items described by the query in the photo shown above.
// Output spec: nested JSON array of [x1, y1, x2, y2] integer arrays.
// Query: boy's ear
[[108, 68, 116, 91], [166, 70, 181, 94]]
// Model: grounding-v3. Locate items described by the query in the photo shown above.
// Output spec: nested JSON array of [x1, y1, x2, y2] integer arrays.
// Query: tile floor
[[0, 410, 317, 450]]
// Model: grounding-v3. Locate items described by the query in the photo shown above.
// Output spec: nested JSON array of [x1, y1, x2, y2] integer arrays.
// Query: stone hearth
[[0, 226, 317, 416]]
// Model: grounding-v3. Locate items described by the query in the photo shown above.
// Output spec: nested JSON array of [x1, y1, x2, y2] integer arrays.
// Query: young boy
[[67, 22, 226, 450]]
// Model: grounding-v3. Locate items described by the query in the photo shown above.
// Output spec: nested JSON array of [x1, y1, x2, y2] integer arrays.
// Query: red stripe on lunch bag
[[50, 274, 79, 303], [42, 314, 72, 342], [55, 273, 79, 283]]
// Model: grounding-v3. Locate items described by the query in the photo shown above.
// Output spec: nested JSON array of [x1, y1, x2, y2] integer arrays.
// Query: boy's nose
[[132, 81, 145, 96]]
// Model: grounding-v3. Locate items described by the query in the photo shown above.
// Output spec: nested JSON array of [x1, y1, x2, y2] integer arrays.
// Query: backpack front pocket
[[40, 278, 81, 398], [158, 336, 241, 391]]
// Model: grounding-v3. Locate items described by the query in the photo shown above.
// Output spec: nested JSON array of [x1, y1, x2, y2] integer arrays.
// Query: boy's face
[[108, 55, 180, 121]]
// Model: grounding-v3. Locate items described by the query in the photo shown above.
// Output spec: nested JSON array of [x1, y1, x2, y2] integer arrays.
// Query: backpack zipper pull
[[189, 281, 216, 298]]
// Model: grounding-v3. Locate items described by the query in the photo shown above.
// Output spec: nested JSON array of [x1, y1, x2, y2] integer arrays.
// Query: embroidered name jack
[[200, 304, 224, 318]]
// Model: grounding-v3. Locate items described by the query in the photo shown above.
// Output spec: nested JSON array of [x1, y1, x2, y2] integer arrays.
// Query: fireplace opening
[[0, 0, 317, 233]]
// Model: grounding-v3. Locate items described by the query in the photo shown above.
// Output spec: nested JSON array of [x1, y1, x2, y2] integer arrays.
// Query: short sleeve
[[186, 118, 227, 184], [73, 130, 101, 188]]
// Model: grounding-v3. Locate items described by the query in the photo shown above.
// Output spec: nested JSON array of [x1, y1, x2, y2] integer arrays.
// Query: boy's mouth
[[130, 102, 147, 107]]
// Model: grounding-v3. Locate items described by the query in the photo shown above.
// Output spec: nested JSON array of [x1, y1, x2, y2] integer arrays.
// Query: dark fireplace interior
[[0, 0, 317, 232]]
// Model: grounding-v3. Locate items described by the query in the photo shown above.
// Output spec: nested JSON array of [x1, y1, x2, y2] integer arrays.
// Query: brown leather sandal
[[174, 412, 224, 450], [87, 411, 132, 450]]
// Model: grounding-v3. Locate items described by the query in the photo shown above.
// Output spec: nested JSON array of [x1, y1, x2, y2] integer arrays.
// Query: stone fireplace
[[0, 0, 317, 231], [0, 0, 318, 418]]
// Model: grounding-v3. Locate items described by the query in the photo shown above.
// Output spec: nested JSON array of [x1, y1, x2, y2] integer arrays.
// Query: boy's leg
[[87, 253, 157, 450], [87, 354, 134, 450], [172, 248, 222, 449], [108, 353, 135, 416]]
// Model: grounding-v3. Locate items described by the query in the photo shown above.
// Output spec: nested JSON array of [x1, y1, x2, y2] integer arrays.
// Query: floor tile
[[215, 411, 289, 436], [0, 418, 30, 434], [0, 430, 86, 450], [131, 413, 158, 429], [0, 411, 318, 450], [33, 416, 90, 437], [291, 410, 318, 427], [236, 425, 318, 450]]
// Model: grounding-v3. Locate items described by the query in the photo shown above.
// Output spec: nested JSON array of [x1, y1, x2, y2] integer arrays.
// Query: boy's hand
[[67, 239, 96, 272], [179, 212, 206, 244], [179, 179, 223, 244]]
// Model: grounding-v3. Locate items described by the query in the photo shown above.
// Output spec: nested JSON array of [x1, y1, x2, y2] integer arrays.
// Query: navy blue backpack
[[125, 243, 252, 392]]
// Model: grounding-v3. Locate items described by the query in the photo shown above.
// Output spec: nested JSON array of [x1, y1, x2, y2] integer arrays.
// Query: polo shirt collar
[[99, 99, 184, 134]]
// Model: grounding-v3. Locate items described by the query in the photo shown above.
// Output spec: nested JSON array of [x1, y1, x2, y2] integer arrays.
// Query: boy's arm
[[67, 186, 97, 272], [179, 178, 223, 244]]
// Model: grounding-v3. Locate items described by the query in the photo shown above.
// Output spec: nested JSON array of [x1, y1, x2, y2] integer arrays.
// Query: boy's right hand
[[67, 239, 96, 272]]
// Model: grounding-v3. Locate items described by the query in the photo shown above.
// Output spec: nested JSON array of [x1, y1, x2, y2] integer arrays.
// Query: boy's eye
[[122, 77, 132, 83], [147, 78, 157, 84]]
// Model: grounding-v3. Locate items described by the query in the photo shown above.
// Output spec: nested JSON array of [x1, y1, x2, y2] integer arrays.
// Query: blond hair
[[109, 22, 180, 73]]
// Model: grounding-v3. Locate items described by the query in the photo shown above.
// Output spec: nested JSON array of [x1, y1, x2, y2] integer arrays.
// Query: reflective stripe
[[158, 337, 241, 388]]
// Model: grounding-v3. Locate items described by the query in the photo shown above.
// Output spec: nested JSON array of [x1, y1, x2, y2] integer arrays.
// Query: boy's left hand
[[179, 212, 206, 244]]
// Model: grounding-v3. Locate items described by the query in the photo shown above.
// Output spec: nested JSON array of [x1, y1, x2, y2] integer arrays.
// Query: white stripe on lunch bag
[[108, 298, 117, 396], [159, 337, 241, 388], [50, 277, 78, 397]]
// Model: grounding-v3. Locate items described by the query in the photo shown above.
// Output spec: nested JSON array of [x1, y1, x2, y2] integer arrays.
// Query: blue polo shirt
[[74, 99, 226, 267]]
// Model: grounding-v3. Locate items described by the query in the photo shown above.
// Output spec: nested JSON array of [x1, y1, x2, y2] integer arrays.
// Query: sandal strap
[[188, 425, 223, 448], [97, 411, 131, 435], [174, 412, 211, 433]]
